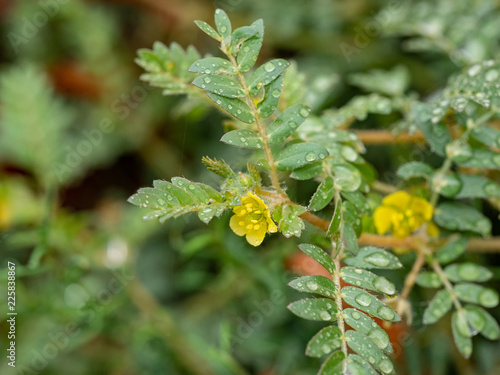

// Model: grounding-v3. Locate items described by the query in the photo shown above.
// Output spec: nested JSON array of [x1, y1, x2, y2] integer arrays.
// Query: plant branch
[[299, 211, 500, 252], [396, 252, 426, 320], [226, 53, 281, 191], [429, 258, 463, 311], [330, 192, 348, 360], [354, 130, 426, 144]]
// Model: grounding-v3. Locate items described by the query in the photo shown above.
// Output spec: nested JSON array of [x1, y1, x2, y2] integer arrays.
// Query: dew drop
[[364, 252, 390, 267], [322, 344, 331, 354], [272, 89, 281, 98], [319, 310, 332, 321], [368, 356, 375, 364], [354, 268, 363, 274], [368, 327, 390, 350], [204, 76, 211, 84], [351, 311, 361, 320], [305, 152, 317, 162], [220, 26, 227, 33], [378, 358, 394, 374], [478, 288, 499, 308], [374, 276, 396, 295], [458, 263, 480, 281], [157, 198, 166, 206], [204, 69, 211, 74], [306, 281, 319, 291], [377, 305, 395, 321], [468, 65, 481, 77], [299, 107, 310, 117], [188, 184, 196, 190], [264, 62, 275, 72], [355, 293, 372, 307]]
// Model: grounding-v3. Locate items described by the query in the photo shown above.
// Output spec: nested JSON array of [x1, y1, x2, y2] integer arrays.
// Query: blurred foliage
[[0, 1, 499, 375]]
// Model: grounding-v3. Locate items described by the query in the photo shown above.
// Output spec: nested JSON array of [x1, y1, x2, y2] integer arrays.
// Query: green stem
[[225, 53, 281, 192], [330, 191, 348, 359], [429, 257, 463, 311]]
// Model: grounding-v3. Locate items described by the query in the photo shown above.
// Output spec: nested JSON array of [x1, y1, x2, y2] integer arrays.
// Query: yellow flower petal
[[265, 211, 278, 233], [246, 224, 267, 246], [229, 215, 246, 236], [373, 206, 398, 234], [409, 196, 433, 221], [382, 191, 411, 210], [229, 192, 277, 246]]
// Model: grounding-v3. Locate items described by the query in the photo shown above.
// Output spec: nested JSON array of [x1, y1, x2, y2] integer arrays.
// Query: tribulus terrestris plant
[[129, 9, 500, 375]]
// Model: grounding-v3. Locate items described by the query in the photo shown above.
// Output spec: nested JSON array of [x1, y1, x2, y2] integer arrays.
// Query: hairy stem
[[430, 258, 463, 311], [330, 192, 348, 359], [396, 252, 426, 319], [226, 53, 281, 191]]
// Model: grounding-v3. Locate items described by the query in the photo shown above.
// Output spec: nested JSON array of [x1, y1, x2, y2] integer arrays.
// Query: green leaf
[[0, 65, 74, 187], [189, 57, 235, 75], [471, 125, 500, 149], [451, 311, 473, 358], [452, 147, 500, 169], [214, 9, 231, 38], [454, 174, 500, 199], [258, 75, 283, 118], [341, 267, 396, 295], [274, 204, 306, 238], [289, 276, 336, 298], [220, 129, 263, 149], [323, 94, 392, 128], [194, 20, 221, 40], [454, 283, 499, 308], [341, 286, 400, 322], [171, 177, 210, 203], [341, 191, 370, 215], [415, 117, 451, 156], [444, 263, 493, 282], [327, 200, 342, 236], [435, 237, 468, 264], [423, 289, 452, 325], [343, 247, 402, 269], [275, 142, 328, 171], [192, 75, 244, 98], [348, 66, 409, 97], [268, 104, 311, 144], [435, 173, 462, 197], [290, 161, 323, 180], [464, 305, 500, 340], [237, 19, 264, 72], [136, 42, 200, 95], [397, 161, 434, 180], [248, 59, 290, 95], [152, 180, 194, 205], [298, 243, 335, 275], [434, 202, 491, 235], [343, 308, 393, 354], [287, 298, 338, 321], [345, 330, 394, 374], [416, 272, 443, 288], [229, 26, 258, 53], [306, 326, 342, 358], [207, 93, 255, 123], [318, 351, 345, 375], [347, 354, 378, 375], [343, 223, 359, 255], [309, 177, 334, 211], [331, 163, 362, 192], [129, 179, 227, 224]]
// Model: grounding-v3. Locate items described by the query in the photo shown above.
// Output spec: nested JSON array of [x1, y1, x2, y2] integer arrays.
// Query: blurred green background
[[0, 0, 499, 374]]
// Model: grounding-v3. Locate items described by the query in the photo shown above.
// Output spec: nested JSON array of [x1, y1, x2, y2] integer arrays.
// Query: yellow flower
[[229, 192, 278, 246], [373, 191, 438, 238]]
